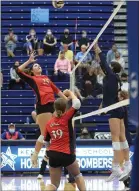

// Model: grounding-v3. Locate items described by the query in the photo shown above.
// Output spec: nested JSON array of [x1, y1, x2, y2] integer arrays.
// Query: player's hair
[[121, 72, 128, 78], [54, 98, 67, 117], [23, 64, 37, 76], [111, 61, 122, 73], [120, 90, 129, 100]]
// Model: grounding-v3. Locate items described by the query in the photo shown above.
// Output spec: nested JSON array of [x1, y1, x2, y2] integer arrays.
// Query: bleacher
[[1, 1, 135, 138]]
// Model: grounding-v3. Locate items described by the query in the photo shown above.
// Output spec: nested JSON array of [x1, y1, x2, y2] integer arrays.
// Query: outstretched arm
[[18, 52, 37, 71], [94, 43, 113, 76]]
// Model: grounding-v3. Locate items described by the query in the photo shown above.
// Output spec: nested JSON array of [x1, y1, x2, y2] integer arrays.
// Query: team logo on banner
[[1, 147, 17, 171]]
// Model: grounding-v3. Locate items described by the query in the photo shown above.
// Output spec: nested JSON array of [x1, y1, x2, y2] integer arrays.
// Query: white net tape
[[70, 0, 125, 91], [73, 99, 129, 123]]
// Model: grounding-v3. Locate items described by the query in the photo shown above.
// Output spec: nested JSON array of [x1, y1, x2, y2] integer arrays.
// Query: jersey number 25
[[51, 129, 63, 140]]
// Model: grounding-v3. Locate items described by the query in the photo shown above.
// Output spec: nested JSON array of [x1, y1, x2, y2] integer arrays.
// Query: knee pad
[[37, 135, 44, 143], [120, 140, 129, 150], [112, 142, 121, 150], [74, 173, 82, 180]]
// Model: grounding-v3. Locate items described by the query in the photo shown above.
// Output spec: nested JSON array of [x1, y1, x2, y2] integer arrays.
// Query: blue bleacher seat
[[3, 1, 132, 138]]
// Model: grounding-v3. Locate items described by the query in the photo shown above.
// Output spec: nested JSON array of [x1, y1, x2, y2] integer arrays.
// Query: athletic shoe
[[37, 174, 43, 179], [31, 152, 38, 168], [119, 162, 132, 181], [106, 168, 122, 182]]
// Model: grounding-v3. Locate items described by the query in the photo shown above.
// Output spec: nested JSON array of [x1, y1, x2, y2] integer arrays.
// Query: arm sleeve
[[50, 79, 60, 94], [99, 52, 113, 76], [65, 99, 81, 121], [18, 132, 24, 139], [16, 68, 34, 87], [1, 132, 6, 139]]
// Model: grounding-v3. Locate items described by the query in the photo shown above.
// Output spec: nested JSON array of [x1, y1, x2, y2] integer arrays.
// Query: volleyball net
[[70, 0, 125, 92], [69, 0, 126, 122]]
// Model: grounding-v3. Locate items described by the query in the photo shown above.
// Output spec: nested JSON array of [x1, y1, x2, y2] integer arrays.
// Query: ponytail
[[56, 110, 63, 118]]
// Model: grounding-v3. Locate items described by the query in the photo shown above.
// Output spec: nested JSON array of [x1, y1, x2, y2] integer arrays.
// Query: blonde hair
[[54, 98, 67, 118], [120, 90, 129, 100]]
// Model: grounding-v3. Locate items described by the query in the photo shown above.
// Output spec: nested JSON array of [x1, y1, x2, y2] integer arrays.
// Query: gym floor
[[1, 176, 125, 190]]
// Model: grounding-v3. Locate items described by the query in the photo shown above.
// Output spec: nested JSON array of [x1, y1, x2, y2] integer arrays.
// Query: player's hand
[[63, 89, 71, 97], [28, 51, 37, 63]]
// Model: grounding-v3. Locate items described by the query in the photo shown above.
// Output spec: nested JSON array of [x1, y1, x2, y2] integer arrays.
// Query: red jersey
[[45, 107, 77, 155], [16, 68, 60, 105]]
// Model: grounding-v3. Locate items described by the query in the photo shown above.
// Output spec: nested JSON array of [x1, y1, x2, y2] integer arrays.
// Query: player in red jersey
[[43, 90, 86, 191], [16, 52, 68, 167]]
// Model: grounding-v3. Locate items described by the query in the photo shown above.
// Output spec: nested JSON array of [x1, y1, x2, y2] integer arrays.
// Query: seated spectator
[[77, 30, 90, 49], [1, 71, 3, 88], [1, 123, 25, 140], [24, 29, 39, 55], [112, 51, 125, 70], [77, 127, 92, 139], [4, 28, 18, 57], [54, 51, 71, 81], [91, 53, 100, 69], [58, 44, 74, 67], [75, 45, 92, 75], [43, 29, 57, 55], [107, 44, 122, 65], [9, 61, 25, 89], [60, 28, 74, 51], [82, 67, 97, 98], [97, 67, 104, 85], [121, 72, 129, 91]]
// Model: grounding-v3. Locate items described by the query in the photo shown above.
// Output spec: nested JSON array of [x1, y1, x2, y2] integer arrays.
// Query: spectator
[[43, 29, 57, 55], [60, 28, 74, 51], [77, 127, 92, 139], [54, 51, 71, 81], [82, 67, 97, 98], [1, 123, 25, 140], [107, 44, 122, 65], [91, 53, 100, 69], [77, 30, 90, 49], [112, 51, 125, 70], [1, 71, 3, 88], [24, 29, 39, 55], [75, 45, 92, 75], [4, 28, 18, 57], [9, 61, 25, 89], [58, 44, 74, 67], [121, 73, 129, 91], [97, 67, 105, 85]]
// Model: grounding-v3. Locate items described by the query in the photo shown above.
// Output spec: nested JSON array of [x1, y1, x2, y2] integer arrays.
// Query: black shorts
[[108, 107, 124, 119], [36, 102, 54, 115], [48, 151, 76, 168]]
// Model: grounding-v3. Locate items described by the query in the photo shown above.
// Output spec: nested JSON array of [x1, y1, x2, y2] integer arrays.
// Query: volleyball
[[52, 0, 64, 9]]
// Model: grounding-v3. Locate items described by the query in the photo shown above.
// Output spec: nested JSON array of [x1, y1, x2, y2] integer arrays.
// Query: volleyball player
[[94, 44, 132, 182], [16, 52, 68, 167], [43, 90, 86, 191]]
